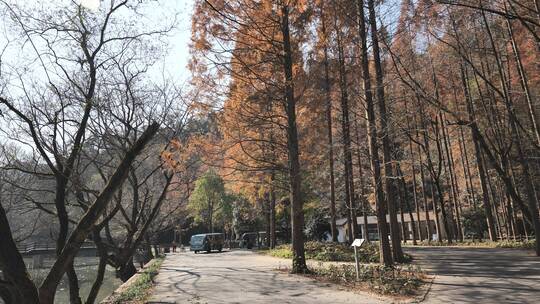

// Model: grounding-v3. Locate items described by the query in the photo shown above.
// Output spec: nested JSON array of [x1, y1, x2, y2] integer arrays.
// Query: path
[[147, 250, 387, 304], [405, 246, 540, 303]]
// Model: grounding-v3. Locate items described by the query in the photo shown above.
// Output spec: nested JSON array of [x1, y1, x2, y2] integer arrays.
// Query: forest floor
[[405, 246, 540, 303], [146, 247, 540, 304]]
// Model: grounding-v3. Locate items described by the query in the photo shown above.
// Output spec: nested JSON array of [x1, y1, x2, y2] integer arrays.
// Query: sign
[[350, 239, 365, 280], [351, 238, 365, 248]]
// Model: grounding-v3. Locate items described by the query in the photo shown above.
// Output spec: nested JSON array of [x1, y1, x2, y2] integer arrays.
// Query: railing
[[18, 241, 96, 254]]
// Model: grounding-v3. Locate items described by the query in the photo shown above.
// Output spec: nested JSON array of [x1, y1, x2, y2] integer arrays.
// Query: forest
[[187, 0, 540, 271], [0, 0, 538, 303]]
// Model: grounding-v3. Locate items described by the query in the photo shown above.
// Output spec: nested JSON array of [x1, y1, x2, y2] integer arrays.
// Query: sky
[[144, 0, 195, 84], [133, 0, 195, 84], [1, 0, 195, 86]]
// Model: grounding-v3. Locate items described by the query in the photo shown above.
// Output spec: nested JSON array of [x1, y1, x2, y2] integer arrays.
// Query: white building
[[332, 211, 444, 243]]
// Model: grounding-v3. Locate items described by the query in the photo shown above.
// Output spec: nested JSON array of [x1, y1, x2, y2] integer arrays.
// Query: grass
[[404, 239, 536, 249], [262, 241, 412, 263], [281, 262, 426, 297], [112, 257, 164, 304]]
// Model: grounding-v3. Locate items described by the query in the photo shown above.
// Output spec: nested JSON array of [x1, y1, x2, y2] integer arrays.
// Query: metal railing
[[18, 241, 96, 254]]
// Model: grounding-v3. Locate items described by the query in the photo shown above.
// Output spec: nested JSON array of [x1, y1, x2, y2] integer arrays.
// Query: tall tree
[[188, 170, 231, 233]]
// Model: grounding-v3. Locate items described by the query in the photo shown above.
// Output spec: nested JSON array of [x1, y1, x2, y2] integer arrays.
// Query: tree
[[0, 1, 178, 302], [0, 121, 159, 304], [355, 0, 393, 266], [188, 170, 231, 233], [190, 0, 311, 273], [385, 0, 539, 255], [461, 208, 488, 241]]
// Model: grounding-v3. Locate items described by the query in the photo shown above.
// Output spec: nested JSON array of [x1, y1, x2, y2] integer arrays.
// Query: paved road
[[148, 247, 540, 304], [147, 250, 387, 304], [405, 247, 540, 303]]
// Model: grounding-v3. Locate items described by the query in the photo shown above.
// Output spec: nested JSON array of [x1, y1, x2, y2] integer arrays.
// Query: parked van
[[190, 233, 224, 253]]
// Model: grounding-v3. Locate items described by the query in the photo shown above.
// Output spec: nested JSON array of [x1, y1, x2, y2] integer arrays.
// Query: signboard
[[351, 238, 365, 248], [350, 239, 365, 280]]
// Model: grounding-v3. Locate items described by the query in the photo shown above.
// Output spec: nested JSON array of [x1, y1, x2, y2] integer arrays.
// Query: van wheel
[[218, 247, 222, 252], [194, 251, 198, 254], [206, 249, 211, 253]]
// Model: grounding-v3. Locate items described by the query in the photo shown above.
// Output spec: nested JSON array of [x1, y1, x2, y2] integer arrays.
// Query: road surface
[[147, 250, 388, 304], [406, 246, 540, 303], [147, 247, 540, 304]]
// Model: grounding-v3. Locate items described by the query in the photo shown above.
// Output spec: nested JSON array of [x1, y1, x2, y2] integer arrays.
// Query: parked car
[[190, 233, 224, 253]]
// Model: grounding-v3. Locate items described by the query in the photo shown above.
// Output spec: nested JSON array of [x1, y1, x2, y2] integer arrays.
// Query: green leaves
[[188, 170, 232, 230]]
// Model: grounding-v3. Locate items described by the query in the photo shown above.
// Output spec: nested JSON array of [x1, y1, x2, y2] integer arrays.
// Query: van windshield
[[191, 235, 205, 244]]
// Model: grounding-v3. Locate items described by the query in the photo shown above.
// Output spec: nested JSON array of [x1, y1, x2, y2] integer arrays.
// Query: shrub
[[310, 263, 425, 296], [265, 241, 412, 263], [495, 240, 536, 249], [411, 239, 536, 249], [304, 212, 331, 242], [461, 208, 488, 240]]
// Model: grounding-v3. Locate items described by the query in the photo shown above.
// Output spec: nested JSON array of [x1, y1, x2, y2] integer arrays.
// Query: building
[[332, 211, 445, 243]]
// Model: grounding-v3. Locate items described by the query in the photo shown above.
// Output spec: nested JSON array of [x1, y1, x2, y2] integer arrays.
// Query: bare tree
[[0, 1, 177, 302]]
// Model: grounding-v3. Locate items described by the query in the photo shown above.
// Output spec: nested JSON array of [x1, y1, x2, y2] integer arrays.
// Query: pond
[[22, 255, 122, 304]]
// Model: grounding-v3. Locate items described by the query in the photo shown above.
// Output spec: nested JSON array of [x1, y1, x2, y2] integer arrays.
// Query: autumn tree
[[190, 0, 312, 272]]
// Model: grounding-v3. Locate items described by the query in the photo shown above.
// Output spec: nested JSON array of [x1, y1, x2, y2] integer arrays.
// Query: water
[[22, 255, 122, 304]]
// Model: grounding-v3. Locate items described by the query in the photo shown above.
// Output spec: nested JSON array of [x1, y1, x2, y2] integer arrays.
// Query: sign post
[[351, 238, 365, 280]]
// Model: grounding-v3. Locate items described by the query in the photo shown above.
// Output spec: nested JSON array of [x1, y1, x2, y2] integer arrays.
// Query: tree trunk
[[441, 113, 463, 241], [415, 111, 433, 242], [398, 182, 408, 243], [510, 127, 540, 255], [479, 10, 539, 249], [397, 163, 418, 245], [119, 259, 137, 282], [433, 119, 452, 243], [38, 122, 159, 304], [144, 235, 154, 261], [0, 203, 39, 303], [86, 230, 107, 304], [333, 5, 358, 241], [354, 112, 370, 243], [116, 174, 173, 267], [280, 4, 307, 273], [67, 262, 82, 304], [460, 65, 498, 241], [270, 171, 277, 248], [54, 178, 82, 304], [367, 0, 404, 262], [431, 184, 442, 242], [320, 4, 338, 243], [404, 98, 423, 241], [485, 163, 503, 239], [506, 12, 540, 148], [413, 100, 433, 241], [265, 196, 271, 248], [458, 126, 477, 209], [356, 0, 392, 266], [208, 199, 214, 233]]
